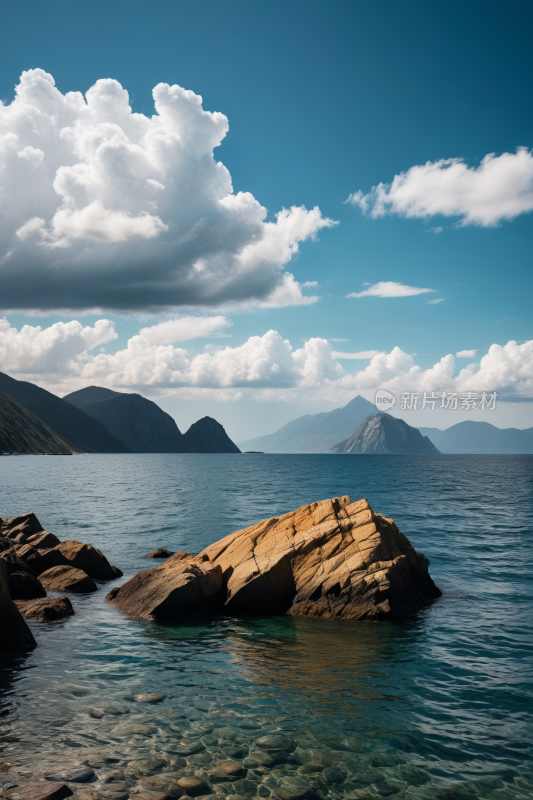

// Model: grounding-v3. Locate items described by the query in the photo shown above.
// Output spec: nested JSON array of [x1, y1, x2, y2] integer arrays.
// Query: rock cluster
[[0, 512, 121, 652], [108, 496, 441, 621]]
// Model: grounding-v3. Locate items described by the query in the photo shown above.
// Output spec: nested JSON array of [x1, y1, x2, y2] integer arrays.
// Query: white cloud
[[139, 315, 231, 344], [1, 319, 532, 404], [331, 350, 384, 359], [347, 148, 533, 227], [0, 69, 335, 313], [456, 349, 477, 358], [347, 281, 435, 299], [427, 298, 446, 304]]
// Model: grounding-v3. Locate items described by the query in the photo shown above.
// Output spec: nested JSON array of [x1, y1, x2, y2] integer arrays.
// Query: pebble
[[295, 751, 332, 768], [113, 723, 157, 737], [128, 756, 168, 775], [168, 742, 205, 757], [52, 684, 92, 697], [176, 776, 211, 796], [322, 767, 347, 784], [212, 727, 237, 740], [274, 776, 315, 800], [255, 735, 295, 753], [242, 753, 275, 769], [135, 693, 166, 703]]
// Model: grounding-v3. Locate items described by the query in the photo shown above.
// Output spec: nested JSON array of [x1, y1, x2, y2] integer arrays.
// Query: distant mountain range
[[418, 420, 533, 454], [0, 389, 80, 455], [64, 386, 195, 453], [0, 372, 130, 453], [238, 395, 377, 453], [329, 413, 440, 454]]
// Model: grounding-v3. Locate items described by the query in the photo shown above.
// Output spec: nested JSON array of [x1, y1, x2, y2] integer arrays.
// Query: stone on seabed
[[107, 496, 441, 621]]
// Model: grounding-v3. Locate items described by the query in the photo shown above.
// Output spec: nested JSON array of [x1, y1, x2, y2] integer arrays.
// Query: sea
[[1, 454, 532, 800]]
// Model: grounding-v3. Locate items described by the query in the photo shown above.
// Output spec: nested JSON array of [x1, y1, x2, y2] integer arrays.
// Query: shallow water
[[1, 454, 532, 800]]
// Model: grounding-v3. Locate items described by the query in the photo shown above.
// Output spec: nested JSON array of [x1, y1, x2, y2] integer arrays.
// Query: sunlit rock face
[[107, 496, 441, 621]]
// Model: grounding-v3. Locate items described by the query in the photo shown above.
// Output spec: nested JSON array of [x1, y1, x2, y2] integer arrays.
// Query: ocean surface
[[1, 454, 532, 800]]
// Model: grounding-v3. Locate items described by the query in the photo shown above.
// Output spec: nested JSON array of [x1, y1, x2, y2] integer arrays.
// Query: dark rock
[[133, 795, 173, 800], [321, 767, 346, 784], [12, 544, 47, 576], [1, 548, 38, 577], [1, 512, 44, 538], [44, 768, 95, 783], [1, 782, 72, 800], [27, 532, 61, 549], [0, 559, 37, 652], [7, 571, 46, 600], [274, 777, 316, 800], [39, 566, 97, 593], [110, 566, 123, 578], [53, 541, 115, 580], [15, 597, 74, 622], [39, 548, 69, 571], [182, 416, 241, 453], [146, 548, 174, 559]]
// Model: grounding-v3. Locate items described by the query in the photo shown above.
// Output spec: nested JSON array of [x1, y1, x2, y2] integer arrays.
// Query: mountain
[[63, 386, 195, 453], [0, 373, 130, 453], [329, 413, 440, 454], [238, 395, 377, 453], [417, 420, 533, 454], [0, 389, 81, 455], [183, 417, 241, 453]]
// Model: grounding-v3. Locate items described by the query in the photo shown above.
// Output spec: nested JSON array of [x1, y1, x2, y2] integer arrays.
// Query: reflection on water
[[0, 454, 532, 799]]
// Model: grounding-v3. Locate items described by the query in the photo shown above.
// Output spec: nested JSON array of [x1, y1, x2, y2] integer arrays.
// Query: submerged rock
[[39, 566, 97, 593], [107, 496, 440, 621], [16, 596, 74, 621], [44, 767, 95, 783], [1, 783, 72, 800], [146, 548, 174, 559]]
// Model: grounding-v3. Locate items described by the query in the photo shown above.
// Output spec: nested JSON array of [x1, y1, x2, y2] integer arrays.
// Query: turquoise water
[[1, 454, 532, 800]]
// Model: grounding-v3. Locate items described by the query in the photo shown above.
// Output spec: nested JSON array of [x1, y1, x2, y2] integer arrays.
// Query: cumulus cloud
[[331, 350, 383, 359], [347, 281, 435, 299], [1, 318, 532, 403], [347, 148, 533, 227], [456, 349, 477, 358], [139, 315, 231, 344], [0, 69, 335, 313]]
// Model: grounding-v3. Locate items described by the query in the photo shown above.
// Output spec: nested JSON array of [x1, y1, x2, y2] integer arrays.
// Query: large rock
[[0, 558, 37, 652], [2, 783, 73, 800], [7, 571, 46, 600], [40, 565, 97, 593], [39, 548, 69, 571], [27, 531, 61, 549], [106, 551, 223, 618], [54, 541, 115, 580], [16, 596, 74, 622], [0, 513, 44, 541], [12, 544, 47, 576], [107, 497, 441, 621]]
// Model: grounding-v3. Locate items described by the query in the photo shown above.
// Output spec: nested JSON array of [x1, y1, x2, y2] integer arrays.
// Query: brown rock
[[0, 559, 37, 652], [39, 566, 97, 593], [39, 548, 69, 571], [1, 782, 72, 800], [134, 795, 173, 800], [146, 548, 174, 559], [0, 512, 43, 538], [7, 571, 46, 600], [12, 544, 47, 576], [110, 565, 123, 578], [54, 541, 115, 580], [106, 551, 222, 619], [0, 548, 38, 578], [16, 597, 74, 622], [108, 497, 440, 621], [27, 532, 61, 550]]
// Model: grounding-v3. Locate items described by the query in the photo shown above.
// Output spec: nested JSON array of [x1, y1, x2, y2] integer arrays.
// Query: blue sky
[[0, 0, 532, 439]]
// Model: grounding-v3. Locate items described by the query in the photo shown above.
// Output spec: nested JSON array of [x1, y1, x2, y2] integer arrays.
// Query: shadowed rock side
[[107, 496, 441, 621], [0, 389, 81, 454], [0, 558, 37, 652], [63, 385, 195, 453], [329, 413, 440, 454], [183, 416, 241, 453]]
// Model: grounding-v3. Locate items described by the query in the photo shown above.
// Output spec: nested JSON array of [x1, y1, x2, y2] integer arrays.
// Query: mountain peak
[[183, 417, 241, 453], [329, 413, 440, 454]]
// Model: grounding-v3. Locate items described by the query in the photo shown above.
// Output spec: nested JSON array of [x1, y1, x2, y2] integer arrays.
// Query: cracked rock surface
[[107, 496, 441, 621]]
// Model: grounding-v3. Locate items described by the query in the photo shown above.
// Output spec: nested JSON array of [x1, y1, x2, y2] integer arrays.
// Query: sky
[[0, 0, 532, 441]]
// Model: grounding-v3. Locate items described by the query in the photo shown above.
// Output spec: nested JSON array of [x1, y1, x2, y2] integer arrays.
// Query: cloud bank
[[0, 69, 335, 314], [1, 318, 531, 403], [347, 148, 533, 226]]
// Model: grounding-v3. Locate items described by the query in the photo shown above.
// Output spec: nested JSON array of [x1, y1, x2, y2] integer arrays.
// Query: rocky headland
[[107, 496, 441, 621]]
